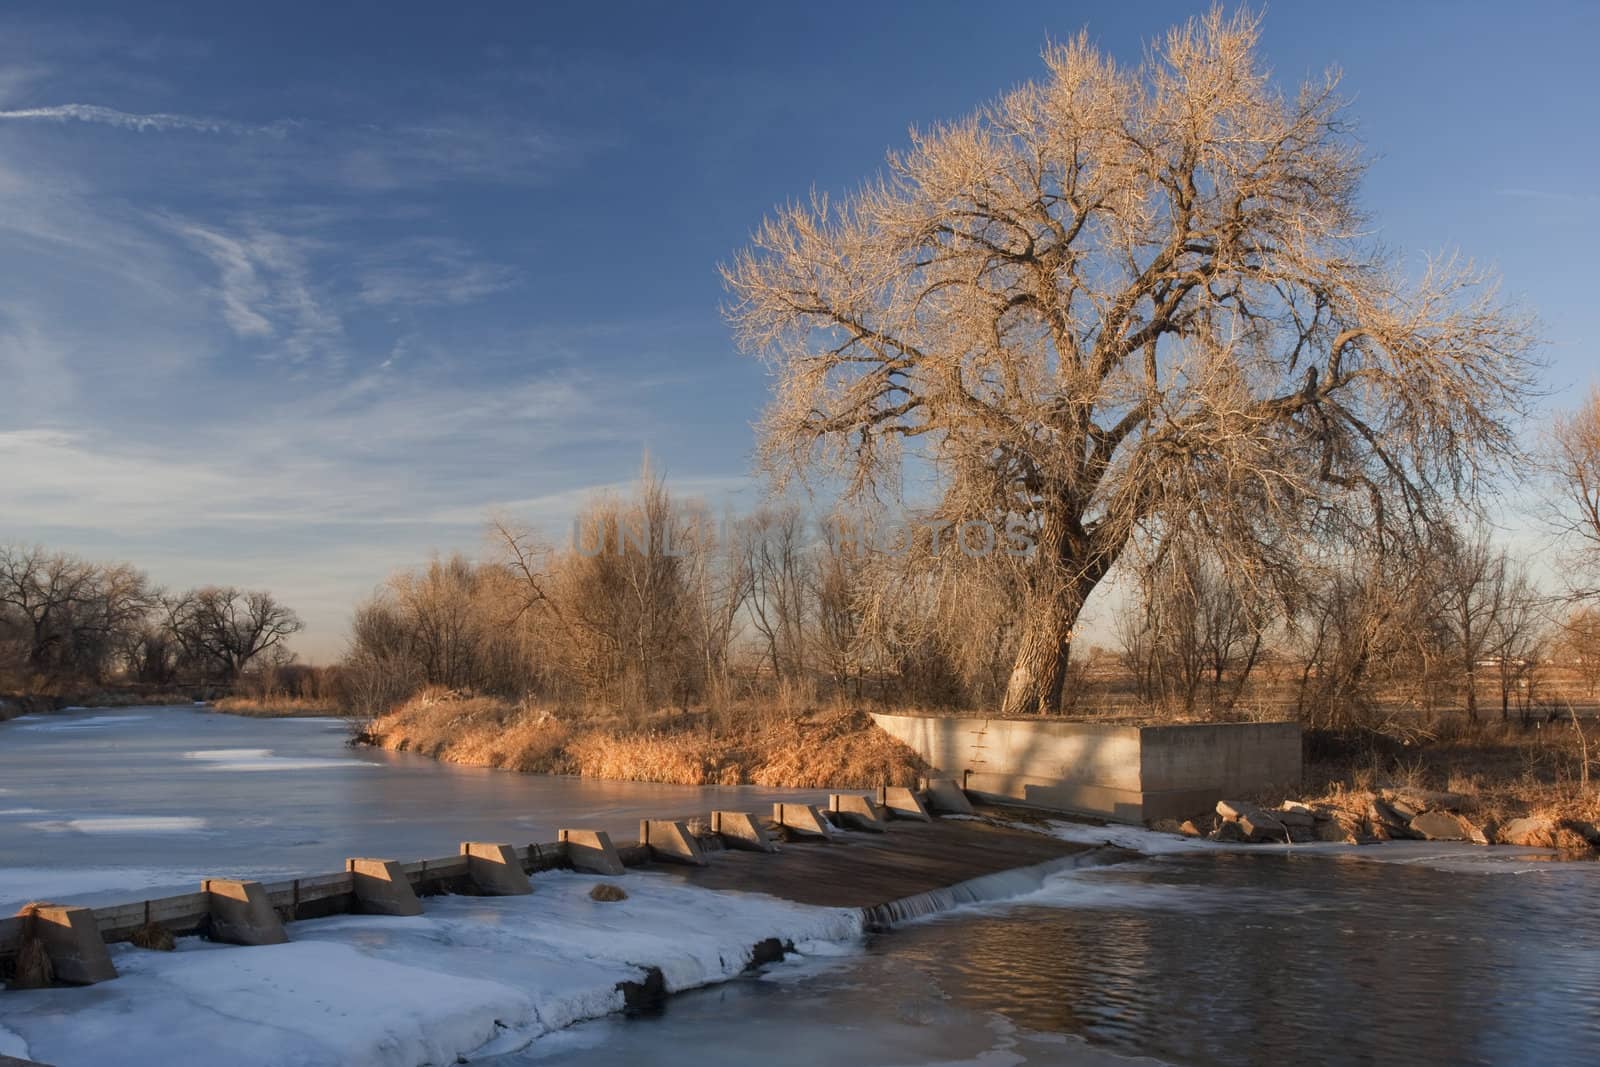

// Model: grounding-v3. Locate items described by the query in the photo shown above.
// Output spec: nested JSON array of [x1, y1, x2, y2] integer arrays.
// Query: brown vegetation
[[129, 921, 176, 952], [210, 696, 343, 718], [368, 687, 925, 790], [1300, 717, 1600, 830], [6, 904, 55, 990]]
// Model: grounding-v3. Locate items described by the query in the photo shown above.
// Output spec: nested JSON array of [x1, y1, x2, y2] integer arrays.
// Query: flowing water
[[518, 850, 1600, 1066], [4, 705, 1599, 1065]]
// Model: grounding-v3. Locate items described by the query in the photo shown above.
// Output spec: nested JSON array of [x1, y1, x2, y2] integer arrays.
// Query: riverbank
[[365, 689, 926, 789], [208, 696, 344, 718], [1138, 720, 1600, 853], [0, 690, 201, 722]]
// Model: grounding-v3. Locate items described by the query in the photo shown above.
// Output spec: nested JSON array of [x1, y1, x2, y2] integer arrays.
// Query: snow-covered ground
[[0, 871, 862, 1066]]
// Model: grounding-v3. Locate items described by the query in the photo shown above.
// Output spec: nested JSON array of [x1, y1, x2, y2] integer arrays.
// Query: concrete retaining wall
[[872, 712, 1300, 823]]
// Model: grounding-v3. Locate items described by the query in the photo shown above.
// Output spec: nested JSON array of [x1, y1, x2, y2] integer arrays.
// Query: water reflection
[[520, 851, 1600, 1066], [870, 852, 1600, 1065]]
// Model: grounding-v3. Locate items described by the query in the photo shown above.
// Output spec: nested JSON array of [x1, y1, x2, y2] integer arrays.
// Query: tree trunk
[[1001, 607, 1074, 716], [999, 506, 1121, 716]]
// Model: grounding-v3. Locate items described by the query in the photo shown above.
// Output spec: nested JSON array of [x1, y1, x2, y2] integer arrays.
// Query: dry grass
[[129, 920, 176, 951], [368, 687, 925, 789], [7, 904, 54, 990], [211, 696, 344, 718], [1300, 717, 1600, 826]]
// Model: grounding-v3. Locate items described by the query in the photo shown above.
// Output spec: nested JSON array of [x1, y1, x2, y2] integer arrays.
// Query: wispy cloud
[[0, 102, 292, 136], [1495, 187, 1600, 208], [355, 238, 521, 307], [177, 221, 343, 363]]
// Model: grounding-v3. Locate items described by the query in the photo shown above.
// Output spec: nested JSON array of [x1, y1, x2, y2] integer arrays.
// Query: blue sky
[[2, 1, 1597, 659]]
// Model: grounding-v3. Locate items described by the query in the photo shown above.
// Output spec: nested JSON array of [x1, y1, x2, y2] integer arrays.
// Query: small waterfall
[[861, 844, 1135, 929]]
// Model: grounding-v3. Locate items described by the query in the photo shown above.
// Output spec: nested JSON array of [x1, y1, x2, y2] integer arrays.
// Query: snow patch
[[0, 870, 862, 1067], [0, 1023, 28, 1060], [25, 816, 209, 834], [180, 747, 370, 771], [1033, 819, 1245, 855]]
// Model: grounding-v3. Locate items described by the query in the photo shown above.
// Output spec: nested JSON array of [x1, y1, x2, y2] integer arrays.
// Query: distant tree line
[[0, 544, 301, 693]]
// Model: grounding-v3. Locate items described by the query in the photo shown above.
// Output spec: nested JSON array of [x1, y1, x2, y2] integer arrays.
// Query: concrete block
[[920, 777, 975, 815], [638, 820, 707, 866], [877, 785, 932, 821], [20, 904, 117, 984], [559, 829, 626, 875], [876, 713, 1302, 823], [202, 879, 288, 945], [829, 794, 887, 832], [344, 858, 423, 916], [711, 810, 778, 853], [459, 842, 533, 895], [772, 802, 834, 838]]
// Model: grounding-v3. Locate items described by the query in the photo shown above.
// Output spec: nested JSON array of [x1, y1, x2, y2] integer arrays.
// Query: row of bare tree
[[1112, 527, 1577, 728], [343, 370, 1599, 727], [0, 544, 302, 691]]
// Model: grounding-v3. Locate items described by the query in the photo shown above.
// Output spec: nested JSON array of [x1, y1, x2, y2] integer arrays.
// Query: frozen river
[[0, 704, 825, 910]]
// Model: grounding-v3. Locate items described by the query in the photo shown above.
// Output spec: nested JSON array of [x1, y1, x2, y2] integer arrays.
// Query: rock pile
[[1172, 791, 1600, 853]]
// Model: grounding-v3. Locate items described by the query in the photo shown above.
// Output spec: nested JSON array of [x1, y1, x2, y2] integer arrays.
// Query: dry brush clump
[[367, 688, 924, 789], [370, 688, 570, 774], [211, 695, 342, 717], [129, 920, 176, 951], [6, 904, 55, 990]]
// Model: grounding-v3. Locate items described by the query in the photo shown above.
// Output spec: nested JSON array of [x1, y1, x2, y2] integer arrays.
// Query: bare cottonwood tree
[[1118, 539, 1266, 715], [812, 516, 870, 695], [738, 504, 812, 682], [1432, 528, 1510, 723], [164, 587, 303, 681], [1288, 547, 1436, 730], [1557, 607, 1600, 697], [0, 546, 103, 675], [1489, 558, 1545, 722], [1551, 385, 1600, 598], [724, 8, 1536, 714], [0, 545, 158, 682]]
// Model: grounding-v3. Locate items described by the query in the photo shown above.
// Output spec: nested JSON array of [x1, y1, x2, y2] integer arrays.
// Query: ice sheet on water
[[0, 870, 863, 1067]]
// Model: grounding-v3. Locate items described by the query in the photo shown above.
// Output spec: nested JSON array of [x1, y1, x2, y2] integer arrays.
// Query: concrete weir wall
[[871, 712, 1301, 823]]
